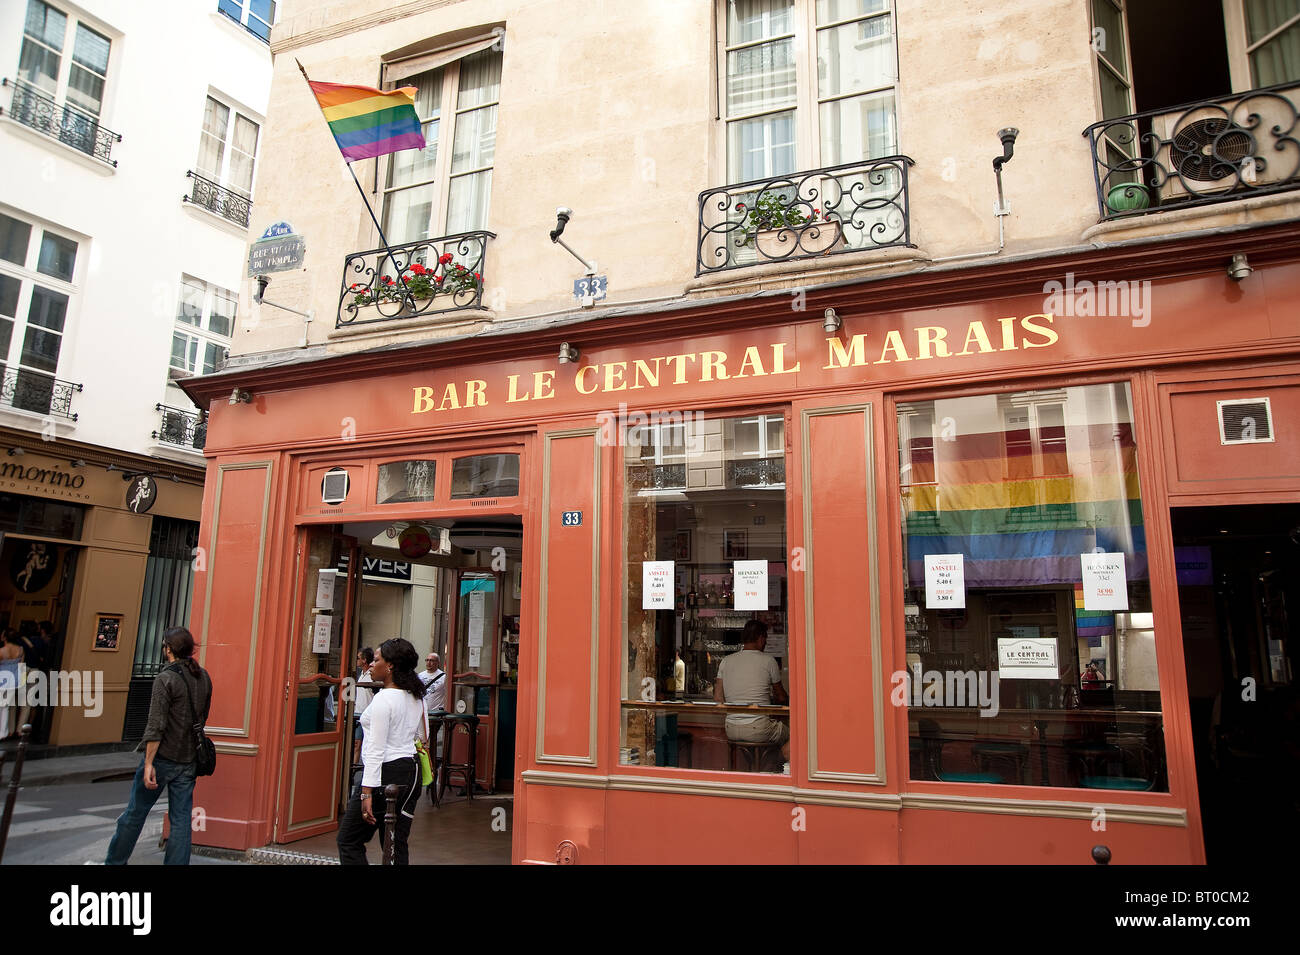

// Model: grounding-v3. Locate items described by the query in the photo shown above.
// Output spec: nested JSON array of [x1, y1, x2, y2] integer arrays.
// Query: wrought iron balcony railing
[[696, 156, 915, 275], [0, 369, 82, 420], [1084, 83, 1300, 220], [627, 463, 687, 492], [183, 170, 251, 228], [152, 404, 206, 451], [726, 457, 786, 488], [337, 231, 494, 328], [1, 78, 120, 167]]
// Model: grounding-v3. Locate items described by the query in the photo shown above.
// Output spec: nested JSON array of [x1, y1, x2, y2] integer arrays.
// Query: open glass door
[[275, 527, 358, 842], [448, 569, 501, 793]]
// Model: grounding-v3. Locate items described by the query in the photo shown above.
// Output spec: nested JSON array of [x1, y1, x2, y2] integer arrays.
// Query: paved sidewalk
[[2, 749, 142, 787]]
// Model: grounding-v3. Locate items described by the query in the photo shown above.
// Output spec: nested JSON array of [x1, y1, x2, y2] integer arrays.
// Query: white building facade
[[0, 0, 272, 747]]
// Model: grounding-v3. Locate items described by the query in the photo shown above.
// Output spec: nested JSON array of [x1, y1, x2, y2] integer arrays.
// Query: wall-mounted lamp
[[823, 308, 842, 333], [1228, 253, 1253, 281], [254, 274, 270, 304], [557, 342, 579, 364], [7, 447, 24, 457], [549, 207, 597, 275], [229, 388, 253, 405], [170, 474, 182, 484], [69, 458, 86, 468]]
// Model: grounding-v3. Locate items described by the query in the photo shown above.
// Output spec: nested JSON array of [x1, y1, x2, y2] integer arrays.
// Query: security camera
[[254, 274, 270, 304], [550, 207, 573, 242]]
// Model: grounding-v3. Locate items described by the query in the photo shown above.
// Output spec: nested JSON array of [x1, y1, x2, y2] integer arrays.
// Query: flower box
[[755, 219, 846, 258]]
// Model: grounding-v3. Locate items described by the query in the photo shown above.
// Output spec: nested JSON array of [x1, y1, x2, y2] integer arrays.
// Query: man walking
[[105, 627, 212, 865]]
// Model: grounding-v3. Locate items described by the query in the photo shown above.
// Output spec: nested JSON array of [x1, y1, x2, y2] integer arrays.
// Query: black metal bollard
[[381, 782, 400, 865], [0, 724, 33, 863]]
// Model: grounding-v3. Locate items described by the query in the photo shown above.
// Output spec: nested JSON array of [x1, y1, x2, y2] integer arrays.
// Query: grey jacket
[[143, 663, 212, 764]]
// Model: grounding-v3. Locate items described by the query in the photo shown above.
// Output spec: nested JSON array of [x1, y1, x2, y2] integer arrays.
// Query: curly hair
[[377, 637, 425, 703]]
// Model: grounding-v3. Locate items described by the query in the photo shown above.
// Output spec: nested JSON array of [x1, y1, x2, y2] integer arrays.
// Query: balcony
[[1, 78, 120, 167], [183, 170, 252, 228], [152, 404, 206, 451], [726, 457, 785, 488], [696, 156, 915, 275], [0, 369, 82, 420], [337, 231, 494, 328], [1084, 83, 1300, 221]]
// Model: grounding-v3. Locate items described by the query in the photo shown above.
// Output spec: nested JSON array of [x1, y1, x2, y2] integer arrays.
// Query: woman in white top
[[337, 637, 428, 865]]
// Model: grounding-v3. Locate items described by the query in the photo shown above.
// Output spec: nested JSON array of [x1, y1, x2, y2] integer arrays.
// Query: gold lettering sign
[[410, 315, 1058, 415]]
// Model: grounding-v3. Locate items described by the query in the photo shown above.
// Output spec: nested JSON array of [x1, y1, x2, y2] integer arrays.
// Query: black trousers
[[337, 757, 421, 865]]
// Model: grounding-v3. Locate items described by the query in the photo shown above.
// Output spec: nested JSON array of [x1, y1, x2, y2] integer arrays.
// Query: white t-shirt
[[359, 687, 427, 788], [420, 668, 447, 713], [718, 649, 781, 727], [355, 666, 375, 715]]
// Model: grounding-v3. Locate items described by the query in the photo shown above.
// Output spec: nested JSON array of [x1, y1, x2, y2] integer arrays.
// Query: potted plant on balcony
[[734, 193, 845, 258], [347, 253, 482, 318]]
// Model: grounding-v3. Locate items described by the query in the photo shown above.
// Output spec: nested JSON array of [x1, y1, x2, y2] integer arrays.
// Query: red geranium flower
[[381, 275, 394, 285], [411, 263, 425, 275], [438, 253, 453, 264], [473, 272, 482, 281], [434, 275, 445, 284]]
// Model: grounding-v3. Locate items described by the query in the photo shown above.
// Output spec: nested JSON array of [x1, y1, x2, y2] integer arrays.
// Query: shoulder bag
[[177, 665, 217, 777]]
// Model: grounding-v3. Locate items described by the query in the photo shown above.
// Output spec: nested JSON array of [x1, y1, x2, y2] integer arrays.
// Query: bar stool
[[426, 713, 448, 807], [676, 731, 693, 769], [438, 713, 479, 802], [971, 740, 1030, 785], [729, 740, 779, 773], [917, 718, 1004, 784]]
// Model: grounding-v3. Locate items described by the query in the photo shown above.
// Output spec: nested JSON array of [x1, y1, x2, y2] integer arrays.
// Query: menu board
[[1081, 552, 1129, 610], [925, 554, 965, 608], [733, 561, 768, 610], [642, 561, 674, 609]]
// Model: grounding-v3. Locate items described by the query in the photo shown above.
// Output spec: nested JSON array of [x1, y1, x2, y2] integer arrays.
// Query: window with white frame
[[217, 0, 275, 43], [381, 48, 502, 245], [721, 0, 898, 183], [196, 95, 260, 197], [170, 277, 233, 378], [17, 0, 111, 116], [0, 209, 78, 416]]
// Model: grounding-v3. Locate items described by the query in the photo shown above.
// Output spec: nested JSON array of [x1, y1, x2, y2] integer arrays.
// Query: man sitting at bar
[[714, 620, 789, 765]]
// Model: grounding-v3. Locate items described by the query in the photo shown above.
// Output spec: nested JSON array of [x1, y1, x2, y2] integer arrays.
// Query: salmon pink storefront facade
[[182, 226, 1300, 864]]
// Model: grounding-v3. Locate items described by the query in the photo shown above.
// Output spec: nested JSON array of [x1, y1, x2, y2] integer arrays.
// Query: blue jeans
[[105, 756, 196, 865]]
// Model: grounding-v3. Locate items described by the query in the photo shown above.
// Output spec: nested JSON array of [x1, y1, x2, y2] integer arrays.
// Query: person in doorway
[[0, 630, 24, 741], [352, 647, 375, 763], [672, 648, 686, 699], [337, 637, 427, 865], [713, 620, 789, 771], [420, 652, 447, 715], [105, 627, 212, 865], [419, 652, 447, 804]]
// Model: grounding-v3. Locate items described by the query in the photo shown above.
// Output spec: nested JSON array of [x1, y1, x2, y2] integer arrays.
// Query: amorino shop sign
[[0, 460, 91, 502]]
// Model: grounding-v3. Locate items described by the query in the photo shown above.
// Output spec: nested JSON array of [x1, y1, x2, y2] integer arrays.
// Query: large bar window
[[622, 411, 790, 773], [899, 383, 1168, 791]]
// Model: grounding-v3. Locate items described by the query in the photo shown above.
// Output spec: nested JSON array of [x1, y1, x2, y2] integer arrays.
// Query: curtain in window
[[198, 97, 229, 183], [1247, 0, 1300, 85]]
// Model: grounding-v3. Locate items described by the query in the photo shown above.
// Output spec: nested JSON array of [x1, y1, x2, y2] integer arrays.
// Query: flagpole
[[296, 59, 417, 314]]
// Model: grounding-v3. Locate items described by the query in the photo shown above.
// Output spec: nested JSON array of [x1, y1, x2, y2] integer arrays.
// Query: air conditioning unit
[[1150, 85, 1300, 202]]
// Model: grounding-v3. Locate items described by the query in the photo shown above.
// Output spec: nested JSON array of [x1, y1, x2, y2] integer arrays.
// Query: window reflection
[[450, 453, 519, 499], [376, 459, 436, 505], [622, 411, 789, 774], [900, 383, 1168, 791]]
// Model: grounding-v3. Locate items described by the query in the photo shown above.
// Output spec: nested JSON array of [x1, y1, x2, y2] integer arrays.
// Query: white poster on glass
[[1081, 552, 1129, 610], [924, 554, 966, 608], [315, 569, 336, 609], [467, 590, 485, 647], [733, 560, 768, 610], [997, 637, 1059, 680], [468, 646, 482, 668], [312, 614, 332, 654], [642, 560, 674, 610]]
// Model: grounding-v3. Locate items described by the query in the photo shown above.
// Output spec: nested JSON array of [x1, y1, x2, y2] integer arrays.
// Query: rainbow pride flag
[[902, 421, 1147, 588], [307, 80, 426, 162]]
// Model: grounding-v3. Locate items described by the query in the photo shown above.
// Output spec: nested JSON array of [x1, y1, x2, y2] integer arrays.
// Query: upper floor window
[[18, 0, 111, 116], [381, 48, 502, 244], [722, 0, 898, 182], [170, 276, 234, 378], [197, 95, 260, 197], [218, 0, 275, 43], [0, 208, 79, 416]]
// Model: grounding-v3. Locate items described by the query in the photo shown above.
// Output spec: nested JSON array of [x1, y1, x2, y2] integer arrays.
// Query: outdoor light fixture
[[70, 458, 86, 467], [557, 342, 579, 364], [7, 447, 24, 456], [549, 206, 597, 275], [254, 274, 270, 304], [1228, 253, 1253, 281], [823, 308, 842, 333], [229, 387, 253, 405]]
